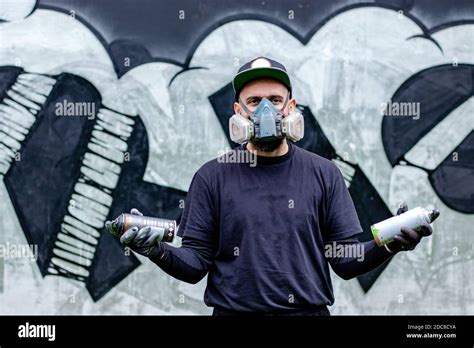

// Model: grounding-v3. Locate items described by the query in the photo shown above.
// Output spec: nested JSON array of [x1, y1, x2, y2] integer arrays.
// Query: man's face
[[234, 78, 296, 117]]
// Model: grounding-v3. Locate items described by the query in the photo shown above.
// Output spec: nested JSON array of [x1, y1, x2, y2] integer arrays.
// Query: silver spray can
[[371, 207, 440, 246], [106, 213, 176, 243]]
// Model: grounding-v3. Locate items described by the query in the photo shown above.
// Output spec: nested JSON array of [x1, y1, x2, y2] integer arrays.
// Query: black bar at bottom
[[0, 315, 472, 346]]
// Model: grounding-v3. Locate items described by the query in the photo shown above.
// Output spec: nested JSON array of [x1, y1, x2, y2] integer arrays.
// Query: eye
[[270, 97, 282, 105], [248, 98, 260, 106]]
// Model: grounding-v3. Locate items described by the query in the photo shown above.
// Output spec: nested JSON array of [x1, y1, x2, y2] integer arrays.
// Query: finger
[[396, 203, 408, 215], [393, 235, 411, 248], [144, 228, 163, 245], [134, 226, 152, 246], [120, 227, 139, 245], [400, 227, 421, 244], [419, 224, 433, 236], [130, 208, 143, 216]]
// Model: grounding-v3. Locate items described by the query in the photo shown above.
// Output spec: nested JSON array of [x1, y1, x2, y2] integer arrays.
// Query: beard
[[251, 136, 284, 152]]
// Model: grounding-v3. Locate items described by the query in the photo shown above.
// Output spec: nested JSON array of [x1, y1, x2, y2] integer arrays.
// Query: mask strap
[[238, 98, 253, 118], [281, 93, 290, 112]]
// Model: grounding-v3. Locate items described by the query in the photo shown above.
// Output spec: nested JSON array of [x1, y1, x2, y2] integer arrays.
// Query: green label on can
[[371, 226, 382, 246]]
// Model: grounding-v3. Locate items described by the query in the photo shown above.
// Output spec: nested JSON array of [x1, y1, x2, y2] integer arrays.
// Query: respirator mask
[[229, 93, 305, 151]]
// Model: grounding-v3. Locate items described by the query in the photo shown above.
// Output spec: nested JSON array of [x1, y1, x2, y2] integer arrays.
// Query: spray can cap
[[105, 216, 121, 237], [428, 209, 440, 223]]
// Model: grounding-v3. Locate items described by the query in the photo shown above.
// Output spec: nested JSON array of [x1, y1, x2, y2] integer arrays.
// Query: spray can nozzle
[[428, 209, 440, 223]]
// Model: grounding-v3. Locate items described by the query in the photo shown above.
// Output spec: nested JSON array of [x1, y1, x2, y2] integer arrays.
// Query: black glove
[[385, 203, 433, 254], [118, 208, 164, 257]]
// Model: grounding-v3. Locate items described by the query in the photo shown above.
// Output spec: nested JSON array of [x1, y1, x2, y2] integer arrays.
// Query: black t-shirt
[[177, 142, 363, 312]]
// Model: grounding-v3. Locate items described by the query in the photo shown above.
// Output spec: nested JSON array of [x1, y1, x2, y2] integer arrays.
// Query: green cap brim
[[233, 67, 292, 100]]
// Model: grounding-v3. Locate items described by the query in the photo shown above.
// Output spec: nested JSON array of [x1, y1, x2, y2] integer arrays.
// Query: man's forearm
[[149, 238, 213, 284], [328, 238, 393, 280]]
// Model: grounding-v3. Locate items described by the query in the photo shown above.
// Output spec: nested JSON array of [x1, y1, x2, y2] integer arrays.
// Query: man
[[107, 57, 432, 315]]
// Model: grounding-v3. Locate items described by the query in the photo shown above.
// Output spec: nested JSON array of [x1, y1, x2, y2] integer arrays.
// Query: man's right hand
[[119, 208, 164, 257]]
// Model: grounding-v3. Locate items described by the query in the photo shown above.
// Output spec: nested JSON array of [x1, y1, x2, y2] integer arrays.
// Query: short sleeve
[[324, 165, 363, 242]]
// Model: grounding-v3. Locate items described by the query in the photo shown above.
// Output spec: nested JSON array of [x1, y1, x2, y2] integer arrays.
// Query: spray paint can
[[107, 213, 176, 243], [371, 207, 440, 246]]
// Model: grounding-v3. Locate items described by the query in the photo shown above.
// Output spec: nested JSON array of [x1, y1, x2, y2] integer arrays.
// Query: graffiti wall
[[0, 0, 472, 315]]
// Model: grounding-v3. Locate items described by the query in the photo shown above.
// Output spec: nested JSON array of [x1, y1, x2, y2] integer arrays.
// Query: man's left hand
[[385, 203, 433, 254]]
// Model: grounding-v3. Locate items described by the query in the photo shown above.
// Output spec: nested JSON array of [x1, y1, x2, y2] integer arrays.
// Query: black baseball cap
[[232, 56, 292, 101]]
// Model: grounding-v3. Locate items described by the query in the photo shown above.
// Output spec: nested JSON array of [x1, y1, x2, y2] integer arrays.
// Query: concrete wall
[[0, 0, 472, 314]]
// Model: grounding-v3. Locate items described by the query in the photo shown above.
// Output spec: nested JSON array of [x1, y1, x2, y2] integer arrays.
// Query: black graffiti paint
[[1, 67, 186, 301], [37, 0, 474, 75], [209, 83, 394, 292], [382, 64, 474, 214]]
